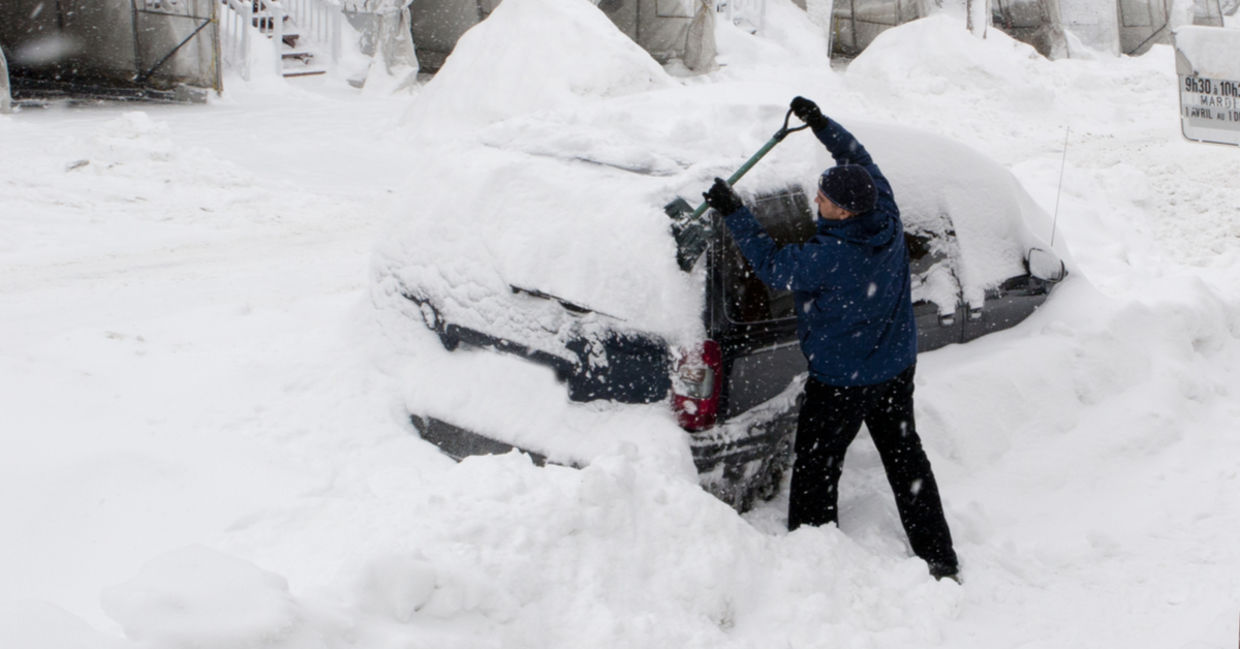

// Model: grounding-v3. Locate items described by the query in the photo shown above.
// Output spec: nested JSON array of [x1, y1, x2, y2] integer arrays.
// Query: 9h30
[[1185, 76, 1240, 97]]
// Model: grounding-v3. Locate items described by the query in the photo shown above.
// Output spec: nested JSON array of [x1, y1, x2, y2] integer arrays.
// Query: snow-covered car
[[372, 109, 1068, 510]]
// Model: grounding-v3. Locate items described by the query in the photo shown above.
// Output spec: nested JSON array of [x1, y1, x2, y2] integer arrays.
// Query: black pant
[[788, 364, 957, 569]]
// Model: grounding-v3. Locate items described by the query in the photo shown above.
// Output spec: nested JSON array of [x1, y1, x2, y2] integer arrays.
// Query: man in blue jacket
[[702, 97, 959, 582]]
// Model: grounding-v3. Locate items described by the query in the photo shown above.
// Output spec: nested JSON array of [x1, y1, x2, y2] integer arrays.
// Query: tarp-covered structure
[[990, 0, 1067, 57], [1, 44, 11, 112], [410, 0, 715, 72], [831, 0, 933, 57], [1115, 0, 1225, 54], [342, 0, 420, 79], [994, 0, 1226, 56], [831, 0, 1229, 60], [0, 0, 220, 100]]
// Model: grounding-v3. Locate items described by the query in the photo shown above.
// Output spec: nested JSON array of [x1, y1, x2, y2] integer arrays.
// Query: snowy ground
[[3, 2, 1240, 648]]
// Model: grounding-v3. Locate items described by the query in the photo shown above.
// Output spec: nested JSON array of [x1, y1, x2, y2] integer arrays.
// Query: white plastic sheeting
[[342, 0, 419, 86], [831, 0, 931, 56], [0, 0, 219, 94], [1, 46, 10, 113]]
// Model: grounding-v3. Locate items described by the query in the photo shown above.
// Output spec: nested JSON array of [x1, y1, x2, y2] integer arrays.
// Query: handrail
[[217, 0, 341, 80], [287, 0, 343, 63], [220, 0, 254, 80]]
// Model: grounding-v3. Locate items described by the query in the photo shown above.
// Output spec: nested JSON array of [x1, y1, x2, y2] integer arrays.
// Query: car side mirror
[[1027, 248, 1067, 283]]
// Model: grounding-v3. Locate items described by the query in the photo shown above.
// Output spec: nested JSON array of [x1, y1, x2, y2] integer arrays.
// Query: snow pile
[[847, 15, 1051, 118], [329, 452, 962, 648], [0, 602, 123, 649], [0, 111, 357, 265], [401, 0, 673, 133], [713, 0, 829, 70], [101, 547, 340, 649], [60, 453, 961, 649]]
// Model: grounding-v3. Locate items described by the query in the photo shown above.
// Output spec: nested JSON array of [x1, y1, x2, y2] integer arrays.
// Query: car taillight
[[672, 340, 722, 431]]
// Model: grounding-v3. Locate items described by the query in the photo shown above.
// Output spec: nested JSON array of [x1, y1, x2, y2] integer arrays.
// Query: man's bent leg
[[787, 378, 864, 531], [864, 365, 958, 570]]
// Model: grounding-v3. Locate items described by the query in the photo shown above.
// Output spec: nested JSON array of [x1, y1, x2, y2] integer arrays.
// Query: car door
[[907, 214, 965, 353], [961, 268, 1054, 343], [712, 195, 975, 417], [708, 189, 814, 419]]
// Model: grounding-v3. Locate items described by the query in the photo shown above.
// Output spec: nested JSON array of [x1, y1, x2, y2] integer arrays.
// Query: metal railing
[[283, 0, 343, 62], [218, 0, 341, 80], [220, 0, 255, 80]]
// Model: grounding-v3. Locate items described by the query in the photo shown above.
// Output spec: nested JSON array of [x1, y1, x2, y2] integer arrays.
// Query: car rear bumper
[[409, 384, 800, 512], [411, 414, 551, 466]]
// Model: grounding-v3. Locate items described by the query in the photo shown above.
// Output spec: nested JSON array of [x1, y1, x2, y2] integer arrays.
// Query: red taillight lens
[[672, 340, 722, 431]]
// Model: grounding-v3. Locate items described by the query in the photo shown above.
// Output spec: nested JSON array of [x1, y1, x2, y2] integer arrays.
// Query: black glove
[[790, 96, 829, 130], [703, 178, 743, 216]]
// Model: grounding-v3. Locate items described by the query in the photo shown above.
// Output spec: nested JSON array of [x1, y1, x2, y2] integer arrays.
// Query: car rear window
[[722, 190, 816, 324]]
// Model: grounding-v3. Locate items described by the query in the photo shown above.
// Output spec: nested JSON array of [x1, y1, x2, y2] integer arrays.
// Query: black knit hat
[[818, 164, 876, 214]]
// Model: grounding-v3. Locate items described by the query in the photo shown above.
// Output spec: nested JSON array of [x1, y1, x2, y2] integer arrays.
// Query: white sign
[[1174, 27, 1240, 147]]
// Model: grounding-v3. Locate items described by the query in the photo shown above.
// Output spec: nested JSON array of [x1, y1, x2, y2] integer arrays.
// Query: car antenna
[[1050, 125, 1070, 248]]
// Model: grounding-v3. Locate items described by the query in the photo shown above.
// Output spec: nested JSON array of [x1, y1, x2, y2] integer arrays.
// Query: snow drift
[[401, 0, 674, 133]]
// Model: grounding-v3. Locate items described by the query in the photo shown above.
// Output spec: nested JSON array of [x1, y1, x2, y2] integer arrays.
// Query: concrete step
[[282, 67, 327, 78]]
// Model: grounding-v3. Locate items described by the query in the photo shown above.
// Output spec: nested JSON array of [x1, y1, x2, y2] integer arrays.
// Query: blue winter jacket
[[722, 119, 917, 386]]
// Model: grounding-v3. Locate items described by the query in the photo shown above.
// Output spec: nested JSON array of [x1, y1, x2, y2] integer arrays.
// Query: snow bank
[[101, 546, 341, 649], [401, 0, 673, 133], [329, 452, 962, 648], [1, 111, 349, 263], [847, 14, 1050, 116], [86, 453, 962, 649], [0, 601, 123, 649]]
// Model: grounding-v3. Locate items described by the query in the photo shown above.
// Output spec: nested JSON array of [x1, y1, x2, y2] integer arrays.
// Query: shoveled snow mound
[[846, 14, 1049, 117], [402, 0, 674, 133], [100, 546, 335, 649]]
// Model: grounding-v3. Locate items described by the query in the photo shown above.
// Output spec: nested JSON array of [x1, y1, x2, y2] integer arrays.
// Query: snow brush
[[666, 107, 811, 272]]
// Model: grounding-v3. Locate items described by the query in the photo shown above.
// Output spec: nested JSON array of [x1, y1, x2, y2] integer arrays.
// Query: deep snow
[[3, 1, 1240, 648]]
